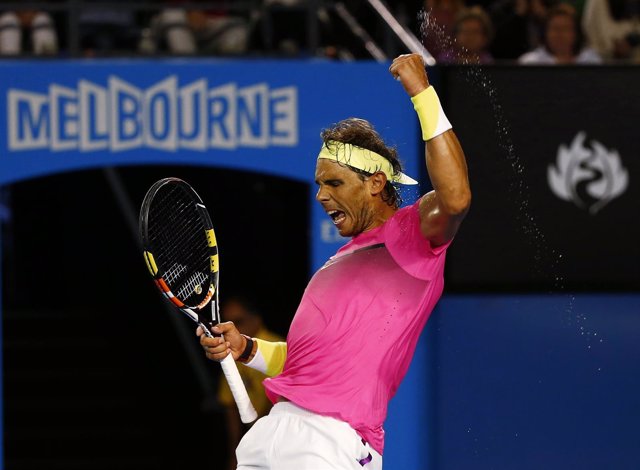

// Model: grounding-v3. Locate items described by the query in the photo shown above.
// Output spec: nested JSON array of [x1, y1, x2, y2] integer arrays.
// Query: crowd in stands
[[1, 0, 639, 63]]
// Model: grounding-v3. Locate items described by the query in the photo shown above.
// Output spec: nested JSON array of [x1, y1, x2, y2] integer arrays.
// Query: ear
[[368, 171, 388, 196]]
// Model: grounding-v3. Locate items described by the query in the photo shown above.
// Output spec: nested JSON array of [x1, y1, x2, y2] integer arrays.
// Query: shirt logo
[[547, 132, 628, 214]]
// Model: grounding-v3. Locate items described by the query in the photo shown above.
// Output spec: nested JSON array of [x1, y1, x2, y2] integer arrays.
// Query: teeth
[[326, 209, 345, 225]]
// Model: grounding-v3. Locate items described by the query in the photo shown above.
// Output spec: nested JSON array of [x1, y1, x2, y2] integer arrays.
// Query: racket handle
[[220, 354, 259, 423]]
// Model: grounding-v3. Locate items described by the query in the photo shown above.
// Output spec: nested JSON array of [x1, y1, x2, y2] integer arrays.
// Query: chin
[[337, 226, 353, 237]]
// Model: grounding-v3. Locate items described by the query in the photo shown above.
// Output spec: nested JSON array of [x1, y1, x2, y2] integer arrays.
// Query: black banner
[[440, 66, 640, 291]]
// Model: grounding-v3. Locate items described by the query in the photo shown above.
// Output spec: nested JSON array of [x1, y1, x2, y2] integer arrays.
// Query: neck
[[553, 49, 574, 63], [360, 203, 397, 234]]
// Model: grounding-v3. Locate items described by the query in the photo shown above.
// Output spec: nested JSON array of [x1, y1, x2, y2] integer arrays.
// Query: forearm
[[425, 130, 471, 215], [412, 86, 471, 215], [390, 54, 471, 244], [240, 338, 287, 377]]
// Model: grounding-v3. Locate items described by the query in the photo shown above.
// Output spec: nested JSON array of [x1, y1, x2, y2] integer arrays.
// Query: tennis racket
[[139, 177, 258, 424]]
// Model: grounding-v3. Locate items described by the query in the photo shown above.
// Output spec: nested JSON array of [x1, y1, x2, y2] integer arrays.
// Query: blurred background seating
[[0, 0, 637, 63]]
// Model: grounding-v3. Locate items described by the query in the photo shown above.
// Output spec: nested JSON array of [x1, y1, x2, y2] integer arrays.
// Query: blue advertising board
[[0, 59, 422, 467], [0, 59, 420, 271], [432, 294, 640, 470]]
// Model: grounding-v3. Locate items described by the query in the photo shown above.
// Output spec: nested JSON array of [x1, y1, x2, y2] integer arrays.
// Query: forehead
[[315, 158, 357, 181], [222, 300, 250, 320], [549, 14, 573, 28], [460, 18, 484, 30]]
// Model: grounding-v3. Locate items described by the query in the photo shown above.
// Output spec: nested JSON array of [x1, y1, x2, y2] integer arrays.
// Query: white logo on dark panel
[[548, 132, 628, 214]]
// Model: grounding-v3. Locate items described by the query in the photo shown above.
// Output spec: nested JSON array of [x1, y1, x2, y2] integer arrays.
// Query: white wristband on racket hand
[[411, 86, 452, 141], [220, 354, 258, 423]]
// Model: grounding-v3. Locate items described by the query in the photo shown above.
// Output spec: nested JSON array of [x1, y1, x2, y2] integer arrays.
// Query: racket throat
[[199, 321, 218, 339]]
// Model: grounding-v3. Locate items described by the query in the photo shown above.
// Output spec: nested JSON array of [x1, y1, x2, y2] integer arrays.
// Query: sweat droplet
[[417, 7, 596, 347]]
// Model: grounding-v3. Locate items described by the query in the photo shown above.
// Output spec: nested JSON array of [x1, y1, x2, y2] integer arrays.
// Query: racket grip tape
[[220, 354, 259, 423]]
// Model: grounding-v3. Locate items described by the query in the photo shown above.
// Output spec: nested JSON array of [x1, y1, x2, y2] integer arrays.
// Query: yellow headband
[[317, 141, 418, 185]]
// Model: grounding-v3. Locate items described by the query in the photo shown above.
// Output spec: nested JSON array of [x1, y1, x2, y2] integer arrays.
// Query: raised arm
[[389, 54, 471, 246]]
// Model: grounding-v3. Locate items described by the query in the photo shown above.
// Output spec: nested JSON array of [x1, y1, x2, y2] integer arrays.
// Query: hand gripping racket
[[139, 177, 258, 423]]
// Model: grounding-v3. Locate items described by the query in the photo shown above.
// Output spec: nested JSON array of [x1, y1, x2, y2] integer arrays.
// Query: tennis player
[[198, 53, 471, 469]]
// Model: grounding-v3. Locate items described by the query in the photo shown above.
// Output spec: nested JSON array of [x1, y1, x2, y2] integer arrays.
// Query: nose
[[316, 185, 329, 202]]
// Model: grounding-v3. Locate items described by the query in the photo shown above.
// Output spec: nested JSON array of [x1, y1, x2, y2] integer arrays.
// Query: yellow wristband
[[245, 338, 287, 377], [411, 86, 452, 141]]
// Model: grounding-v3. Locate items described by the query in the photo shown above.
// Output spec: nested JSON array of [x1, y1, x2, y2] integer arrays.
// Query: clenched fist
[[389, 53, 430, 97]]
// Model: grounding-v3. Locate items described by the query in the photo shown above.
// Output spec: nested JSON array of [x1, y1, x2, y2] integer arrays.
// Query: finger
[[200, 335, 226, 347], [211, 321, 236, 335], [391, 54, 415, 68], [203, 343, 229, 354], [196, 325, 204, 336], [389, 57, 414, 77], [211, 325, 222, 335], [394, 53, 413, 63], [205, 347, 231, 362], [389, 63, 401, 79], [202, 341, 230, 357]]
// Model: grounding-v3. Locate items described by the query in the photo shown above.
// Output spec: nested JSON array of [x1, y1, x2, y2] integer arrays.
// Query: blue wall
[[417, 294, 640, 470]]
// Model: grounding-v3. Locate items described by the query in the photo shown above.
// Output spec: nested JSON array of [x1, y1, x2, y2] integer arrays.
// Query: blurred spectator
[[79, 0, 139, 56], [519, 5, 602, 63], [490, 0, 557, 60], [253, 0, 309, 56], [0, 9, 58, 55], [582, 0, 640, 61], [422, 0, 467, 59], [438, 6, 495, 63], [143, 0, 251, 55], [216, 295, 283, 470]]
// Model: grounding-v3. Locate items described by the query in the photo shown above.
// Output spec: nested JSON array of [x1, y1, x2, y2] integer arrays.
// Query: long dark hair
[[320, 118, 403, 208]]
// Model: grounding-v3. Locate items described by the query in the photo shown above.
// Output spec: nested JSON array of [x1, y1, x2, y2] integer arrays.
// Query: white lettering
[[50, 84, 78, 152], [8, 90, 49, 150], [209, 83, 237, 150], [179, 79, 207, 151], [237, 84, 269, 148], [320, 220, 342, 243], [144, 76, 177, 152], [79, 80, 108, 151], [269, 87, 297, 146], [7, 77, 299, 153], [109, 76, 143, 152]]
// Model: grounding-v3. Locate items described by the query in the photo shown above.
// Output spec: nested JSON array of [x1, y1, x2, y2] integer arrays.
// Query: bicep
[[419, 191, 468, 246]]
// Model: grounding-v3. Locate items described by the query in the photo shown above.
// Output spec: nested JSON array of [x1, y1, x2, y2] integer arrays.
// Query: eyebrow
[[315, 178, 343, 185]]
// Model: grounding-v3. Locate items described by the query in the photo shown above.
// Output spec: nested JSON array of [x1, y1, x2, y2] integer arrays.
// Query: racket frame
[[139, 177, 257, 423]]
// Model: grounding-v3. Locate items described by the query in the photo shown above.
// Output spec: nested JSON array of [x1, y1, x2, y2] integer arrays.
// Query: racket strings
[[148, 184, 212, 306], [176, 270, 209, 300], [164, 261, 188, 286]]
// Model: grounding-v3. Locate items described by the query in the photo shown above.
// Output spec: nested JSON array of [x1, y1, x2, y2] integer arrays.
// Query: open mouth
[[327, 210, 346, 226]]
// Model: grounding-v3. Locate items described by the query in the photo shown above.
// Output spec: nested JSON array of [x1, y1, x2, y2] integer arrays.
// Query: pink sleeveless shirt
[[264, 200, 449, 454]]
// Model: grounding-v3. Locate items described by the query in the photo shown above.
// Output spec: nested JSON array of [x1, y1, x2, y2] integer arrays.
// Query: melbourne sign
[[7, 76, 298, 152]]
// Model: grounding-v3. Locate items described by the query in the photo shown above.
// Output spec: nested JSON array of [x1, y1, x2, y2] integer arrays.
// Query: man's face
[[546, 15, 576, 57], [315, 159, 376, 237], [223, 300, 260, 337], [457, 18, 488, 54]]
